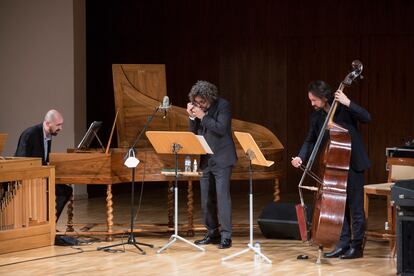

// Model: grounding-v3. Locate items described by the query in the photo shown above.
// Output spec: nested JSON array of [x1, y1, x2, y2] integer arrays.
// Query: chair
[[364, 157, 414, 256]]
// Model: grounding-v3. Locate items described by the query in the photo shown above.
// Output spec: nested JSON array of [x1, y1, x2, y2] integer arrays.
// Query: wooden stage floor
[[0, 186, 397, 275]]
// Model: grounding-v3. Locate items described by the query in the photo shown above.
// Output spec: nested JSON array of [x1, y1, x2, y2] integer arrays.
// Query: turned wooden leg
[[66, 194, 74, 232], [168, 181, 173, 229], [106, 184, 113, 241], [273, 177, 280, 202], [187, 180, 194, 237]]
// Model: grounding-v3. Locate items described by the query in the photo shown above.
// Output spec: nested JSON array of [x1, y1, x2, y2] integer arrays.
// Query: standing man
[[187, 80, 237, 249], [15, 109, 73, 223], [291, 80, 371, 259]]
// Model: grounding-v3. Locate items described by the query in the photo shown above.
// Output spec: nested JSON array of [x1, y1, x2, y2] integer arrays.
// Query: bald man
[[15, 109, 72, 222]]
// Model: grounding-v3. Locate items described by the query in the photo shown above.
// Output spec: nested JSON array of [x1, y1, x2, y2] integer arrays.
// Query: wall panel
[[86, 0, 414, 195]]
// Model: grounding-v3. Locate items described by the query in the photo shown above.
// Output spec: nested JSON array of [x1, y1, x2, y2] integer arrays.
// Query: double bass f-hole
[[296, 60, 364, 251]]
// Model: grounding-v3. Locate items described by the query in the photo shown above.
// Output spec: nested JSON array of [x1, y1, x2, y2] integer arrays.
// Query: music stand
[[77, 121, 105, 152], [222, 131, 274, 264], [146, 131, 211, 253]]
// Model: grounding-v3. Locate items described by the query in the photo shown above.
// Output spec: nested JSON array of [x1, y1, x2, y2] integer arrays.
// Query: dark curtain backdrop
[[85, 0, 414, 196]]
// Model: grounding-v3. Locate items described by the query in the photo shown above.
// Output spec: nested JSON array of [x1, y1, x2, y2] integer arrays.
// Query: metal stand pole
[[316, 246, 324, 264], [98, 105, 163, 253], [222, 158, 272, 263], [97, 167, 153, 254], [157, 143, 205, 253]]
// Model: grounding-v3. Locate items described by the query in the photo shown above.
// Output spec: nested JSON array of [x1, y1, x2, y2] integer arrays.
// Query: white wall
[[0, 0, 87, 199], [0, 0, 78, 155]]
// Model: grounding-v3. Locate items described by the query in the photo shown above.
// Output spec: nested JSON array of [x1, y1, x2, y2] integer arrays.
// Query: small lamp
[[124, 148, 140, 168]]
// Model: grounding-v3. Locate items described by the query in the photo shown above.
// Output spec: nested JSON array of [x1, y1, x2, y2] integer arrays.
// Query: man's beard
[[50, 130, 59, 136]]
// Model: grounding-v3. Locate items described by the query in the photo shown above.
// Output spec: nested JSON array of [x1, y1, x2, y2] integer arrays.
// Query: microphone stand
[[97, 106, 162, 254]]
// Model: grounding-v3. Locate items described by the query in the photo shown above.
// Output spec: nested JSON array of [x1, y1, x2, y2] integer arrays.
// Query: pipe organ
[[0, 157, 55, 254]]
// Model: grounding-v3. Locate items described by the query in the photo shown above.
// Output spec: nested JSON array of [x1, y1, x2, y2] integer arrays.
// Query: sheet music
[[196, 135, 214, 154]]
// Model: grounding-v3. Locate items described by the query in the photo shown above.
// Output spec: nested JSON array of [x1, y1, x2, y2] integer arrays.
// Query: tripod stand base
[[221, 243, 272, 264], [97, 233, 154, 255], [157, 234, 205, 254]]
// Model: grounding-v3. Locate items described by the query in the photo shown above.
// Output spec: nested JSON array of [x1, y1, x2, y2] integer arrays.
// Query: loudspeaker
[[396, 211, 414, 275], [257, 202, 312, 240], [393, 179, 414, 275]]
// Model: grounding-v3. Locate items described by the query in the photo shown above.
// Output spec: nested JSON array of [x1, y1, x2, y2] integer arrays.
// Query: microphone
[[128, 96, 170, 153], [159, 96, 171, 118]]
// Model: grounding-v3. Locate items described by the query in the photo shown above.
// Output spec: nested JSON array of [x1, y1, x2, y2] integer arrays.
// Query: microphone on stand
[[127, 95, 172, 156], [159, 96, 171, 118]]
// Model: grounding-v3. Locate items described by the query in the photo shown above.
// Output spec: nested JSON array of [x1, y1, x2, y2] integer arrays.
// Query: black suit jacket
[[189, 98, 237, 170], [15, 123, 50, 165], [298, 101, 371, 171]]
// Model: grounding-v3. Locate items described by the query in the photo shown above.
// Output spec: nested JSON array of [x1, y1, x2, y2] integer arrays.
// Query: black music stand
[[146, 131, 211, 253], [222, 131, 274, 264], [77, 121, 104, 151]]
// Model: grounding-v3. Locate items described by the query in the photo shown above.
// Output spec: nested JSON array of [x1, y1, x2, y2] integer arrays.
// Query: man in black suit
[[187, 81, 237, 249], [291, 80, 371, 259], [15, 109, 73, 223]]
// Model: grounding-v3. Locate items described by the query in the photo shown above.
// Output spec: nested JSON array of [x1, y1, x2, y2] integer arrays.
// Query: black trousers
[[56, 184, 73, 222], [200, 164, 233, 239], [337, 168, 365, 250]]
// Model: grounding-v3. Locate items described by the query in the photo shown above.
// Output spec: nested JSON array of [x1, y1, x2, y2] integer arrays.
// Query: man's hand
[[187, 102, 205, 119], [291, 157, 303, 168], [187, 102, 195, 117], [191, 106, 205, 120], [335, 90, 351, 107]]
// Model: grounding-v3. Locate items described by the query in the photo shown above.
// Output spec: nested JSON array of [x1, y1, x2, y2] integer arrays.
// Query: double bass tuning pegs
[[351, 59, 363, 69], [343, 60, 364, 85]]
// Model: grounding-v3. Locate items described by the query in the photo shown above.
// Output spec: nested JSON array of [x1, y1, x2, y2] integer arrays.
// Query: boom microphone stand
[[98, 99, 169, 254]]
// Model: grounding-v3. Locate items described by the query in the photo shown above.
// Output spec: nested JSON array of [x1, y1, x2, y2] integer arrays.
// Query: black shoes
[[194, 234, 221, 245], [218, 238, 232, 249], [194, 235, 232, 249], [323, 247, 363, 259], [323, 247, 349, 258], [339, 248, 363, 259]]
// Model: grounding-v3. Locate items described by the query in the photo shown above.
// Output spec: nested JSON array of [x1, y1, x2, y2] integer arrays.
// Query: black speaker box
[[396, 209, 414, 275], [393, 179, 414, 275], [257, 202, 312, 240]]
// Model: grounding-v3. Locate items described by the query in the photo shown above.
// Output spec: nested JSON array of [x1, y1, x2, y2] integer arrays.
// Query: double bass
[[295, 60, 364, 261]]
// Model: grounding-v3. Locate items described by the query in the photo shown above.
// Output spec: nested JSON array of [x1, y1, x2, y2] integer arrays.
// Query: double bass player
[[292, 80, 371, 259]]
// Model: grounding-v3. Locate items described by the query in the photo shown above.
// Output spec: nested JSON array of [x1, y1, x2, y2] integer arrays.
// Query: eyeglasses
[[193, 99, 207, 106]]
